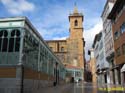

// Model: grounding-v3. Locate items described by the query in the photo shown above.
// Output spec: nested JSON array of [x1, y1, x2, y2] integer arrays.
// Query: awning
[[121, 64, 125, 72]]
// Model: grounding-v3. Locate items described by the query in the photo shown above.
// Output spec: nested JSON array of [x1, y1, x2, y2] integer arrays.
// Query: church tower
[[67, 5, 85, 69], [46, 4, 85, 81]]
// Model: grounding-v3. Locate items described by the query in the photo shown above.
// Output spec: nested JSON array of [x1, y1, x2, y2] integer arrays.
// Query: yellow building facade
[[88, 49, 97, 83], [46, 6, 85, 69]]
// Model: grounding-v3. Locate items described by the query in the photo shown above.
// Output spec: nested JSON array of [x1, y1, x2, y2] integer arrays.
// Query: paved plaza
[[36, 82, 125, 93]]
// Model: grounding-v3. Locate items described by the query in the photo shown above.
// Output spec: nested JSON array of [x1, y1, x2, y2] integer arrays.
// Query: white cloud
[[52, 37, 67, 40], [31, 4, 70, 40], [1, 0, 35, 14], [84, 18, 103, 60], [37, 26, 68, 40], [35, 8, 103, 61]]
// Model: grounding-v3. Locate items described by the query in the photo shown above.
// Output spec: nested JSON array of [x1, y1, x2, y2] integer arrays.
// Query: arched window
[[0, 30, 3, 52], [9, 30, 15, 52], [15, 29, 20, 52], [75, 20, 78, 26], [2, 30, 8, 52], [9, 29, 20, 52], [61, 47, 64, 52]]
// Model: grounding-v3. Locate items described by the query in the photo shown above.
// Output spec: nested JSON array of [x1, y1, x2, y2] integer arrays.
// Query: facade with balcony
[[108, 0, 125, 85], [101, 0, 116, 85], [92, 31, 109, 87]]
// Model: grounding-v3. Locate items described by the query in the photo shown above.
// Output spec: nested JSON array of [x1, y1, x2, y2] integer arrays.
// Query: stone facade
[[88, 49, 97, 83], [46, 40, 68, 65], [46, 6, 85, 69]]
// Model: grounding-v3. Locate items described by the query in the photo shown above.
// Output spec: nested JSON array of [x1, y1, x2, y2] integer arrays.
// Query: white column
[[110, 70, 113, 84], [121, 72, 124, 86], [115, 69, 118, 84]]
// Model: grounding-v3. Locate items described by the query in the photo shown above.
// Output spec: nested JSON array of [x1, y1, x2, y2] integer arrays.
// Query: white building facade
[[101, 0, 116, 85], [93, 31, 109, 87]]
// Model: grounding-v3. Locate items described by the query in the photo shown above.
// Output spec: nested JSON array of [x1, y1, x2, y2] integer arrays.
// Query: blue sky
[[0, 0, 106, 60]]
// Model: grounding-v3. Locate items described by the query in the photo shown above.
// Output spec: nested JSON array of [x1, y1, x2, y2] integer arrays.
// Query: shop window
[[116, 47, 121, 57], [75, 20, 78, 26], [118, 69, 121, 84], [75, 72, 81, 77], [104, 74, 107, 83], [121, 22, 125, 34], [112, 69, 115, 84], [122, 44, 125, 55]]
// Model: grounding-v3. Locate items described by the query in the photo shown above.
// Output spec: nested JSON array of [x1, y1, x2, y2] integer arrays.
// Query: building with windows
[[0, 17, 66, 93], [108, 0, 125, 85], [84, 60, 92, 82], [46, 40, 68, 65], [101, 0, 116, 85], [92, 31, 109, 87], [46, 6, 85, 80], [65, 65, 83, 83], [88, 49, 96, 83]]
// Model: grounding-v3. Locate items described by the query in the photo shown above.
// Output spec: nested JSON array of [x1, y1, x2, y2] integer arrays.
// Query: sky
[[0, 0, 106, 60]]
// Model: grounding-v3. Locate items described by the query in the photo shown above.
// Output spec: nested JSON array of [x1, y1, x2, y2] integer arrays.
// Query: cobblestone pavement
[[37, 82, 125, 93]]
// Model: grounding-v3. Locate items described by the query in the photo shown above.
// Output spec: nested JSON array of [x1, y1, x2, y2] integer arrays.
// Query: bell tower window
[[61, 47, 64, 52], [75, 20, 78, 26]]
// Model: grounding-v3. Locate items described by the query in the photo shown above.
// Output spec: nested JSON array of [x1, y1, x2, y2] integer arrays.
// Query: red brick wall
[[112, 9, 125, 65]]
